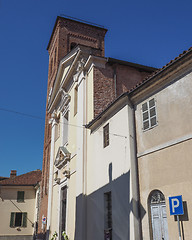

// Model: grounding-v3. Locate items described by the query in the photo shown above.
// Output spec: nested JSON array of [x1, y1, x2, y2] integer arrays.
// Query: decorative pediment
[[54, 146, 71, 169]]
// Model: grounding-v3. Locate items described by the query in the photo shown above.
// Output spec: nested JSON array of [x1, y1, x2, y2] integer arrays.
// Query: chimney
[[10, 170, 17, 178]]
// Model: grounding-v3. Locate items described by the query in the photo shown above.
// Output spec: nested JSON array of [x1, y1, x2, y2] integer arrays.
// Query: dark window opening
[[17, 191, 24, 202], [10, 212, 27, 228], [104, 191, 112, 240], [70, 42, 77, 51], [103, 124, 109, 148], [60, 186, 67, 239]]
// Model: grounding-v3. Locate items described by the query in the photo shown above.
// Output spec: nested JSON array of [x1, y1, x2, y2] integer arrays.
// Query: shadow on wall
[[74, 163, 146, 240]]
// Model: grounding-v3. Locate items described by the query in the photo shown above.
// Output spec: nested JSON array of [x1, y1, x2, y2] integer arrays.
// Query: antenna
[[59, 14, 106, 29]]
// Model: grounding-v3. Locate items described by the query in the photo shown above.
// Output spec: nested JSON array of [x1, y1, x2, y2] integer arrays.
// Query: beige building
[[132, 47, 192, 240], [0, 170, 41, 240]]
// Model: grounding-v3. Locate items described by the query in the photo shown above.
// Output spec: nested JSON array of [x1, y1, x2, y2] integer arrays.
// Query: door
[[60, 186, 67, 240], [149, 190, 169, 240]]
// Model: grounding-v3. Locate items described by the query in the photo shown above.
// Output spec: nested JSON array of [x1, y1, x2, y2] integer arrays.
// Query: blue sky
[[0, 0, 192, 177]]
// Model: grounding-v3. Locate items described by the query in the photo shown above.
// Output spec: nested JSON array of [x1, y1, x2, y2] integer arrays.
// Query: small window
[[17, 191, 24, 202], [104, 192, 112, 240], [10, 212, 27, 228], [142, 98, 157, 130], [74, 86, 78, 116], [55, 122, 60, 141], [63, 111, 69, 145], [103, 124, 109, 148]]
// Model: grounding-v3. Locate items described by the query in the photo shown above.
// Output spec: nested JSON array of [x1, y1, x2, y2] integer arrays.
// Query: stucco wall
[[0, 186, 36, 236], [135, 70, 192, 239], [86, 104, 139, 240]]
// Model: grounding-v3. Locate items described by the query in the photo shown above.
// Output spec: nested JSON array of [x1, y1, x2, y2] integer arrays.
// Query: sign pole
[[177, 215, 181, 240]]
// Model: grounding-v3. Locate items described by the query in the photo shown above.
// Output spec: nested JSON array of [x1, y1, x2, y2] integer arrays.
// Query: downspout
[[127, 95, 142, 240], [46, 112, 57, 240], [83, 69, 88, 240]]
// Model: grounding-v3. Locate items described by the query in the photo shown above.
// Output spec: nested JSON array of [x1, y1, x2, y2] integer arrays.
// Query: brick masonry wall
[[116, 64, 152, 97], [93, 65, 116, 117], [93, 63, 153, 117]]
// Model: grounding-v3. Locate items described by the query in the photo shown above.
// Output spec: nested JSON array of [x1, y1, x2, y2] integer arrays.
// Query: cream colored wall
[[86, 104, 138, 240], [87, 68, 94, 123], [135, 71, 192, 240], [66, 167, 76, 240], [87, 106, 130, 194], [139, 140, 192, 240], [49, 56, 102, 240], [50, 184, 59, 235], [50, 74, 79, 239], [136, 71, 192, 154], [0, 186, 36, 236]]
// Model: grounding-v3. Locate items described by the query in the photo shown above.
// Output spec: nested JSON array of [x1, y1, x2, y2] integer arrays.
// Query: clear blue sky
[[0, 0, 192, 177]]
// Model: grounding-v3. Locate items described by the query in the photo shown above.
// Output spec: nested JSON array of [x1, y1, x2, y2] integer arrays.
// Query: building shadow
[[74, 165, 146, 240]]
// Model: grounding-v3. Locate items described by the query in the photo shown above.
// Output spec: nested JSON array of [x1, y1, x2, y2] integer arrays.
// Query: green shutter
[[22, 212, 27, 227], [17, 191, 24, 202], [10, 212, 15, 227]]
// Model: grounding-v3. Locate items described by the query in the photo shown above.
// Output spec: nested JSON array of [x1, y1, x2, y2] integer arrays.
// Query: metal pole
[[177, 215, 181, 240]]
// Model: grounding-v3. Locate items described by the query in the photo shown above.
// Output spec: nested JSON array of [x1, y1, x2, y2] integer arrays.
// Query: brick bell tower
[[38, 16, 107, 237]]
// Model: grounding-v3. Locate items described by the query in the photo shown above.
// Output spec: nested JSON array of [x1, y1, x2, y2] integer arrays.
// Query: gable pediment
[[54, 146, 71, 169], [48, 46, 89, 113], [48, 48, 80, 110]]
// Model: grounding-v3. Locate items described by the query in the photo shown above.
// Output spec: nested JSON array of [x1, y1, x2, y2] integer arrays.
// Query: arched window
[[149, 190, 165, 204], [148, 190, 169, 240]]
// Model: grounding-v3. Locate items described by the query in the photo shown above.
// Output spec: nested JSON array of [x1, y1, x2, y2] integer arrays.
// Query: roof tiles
[[0, 170, 41, 186]]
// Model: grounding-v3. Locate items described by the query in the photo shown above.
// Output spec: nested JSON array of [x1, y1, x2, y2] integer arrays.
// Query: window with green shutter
[[10, 212, 27, 228], [22, 212, 27, 227], [17, 191, 25, 202], [10, 212, 15, 227]]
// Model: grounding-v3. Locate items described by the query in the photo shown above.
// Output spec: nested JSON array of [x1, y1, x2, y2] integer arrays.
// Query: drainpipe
[[127, 95, 142, 240], [46, 112, 57, 240], [83, 70, 88, 240]]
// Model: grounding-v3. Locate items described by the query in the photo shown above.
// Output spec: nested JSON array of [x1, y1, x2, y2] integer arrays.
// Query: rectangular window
[[60, 187, 67, 233], [74, 86, 78, 116], [104, 192, 112, 240], [17, 191, 24, 202], [10, 212, 27, 228], [63, 111, 69, 145], [142, 98, 157, 130], [103, 124, 109, 148], [55, 122, 60, 141]]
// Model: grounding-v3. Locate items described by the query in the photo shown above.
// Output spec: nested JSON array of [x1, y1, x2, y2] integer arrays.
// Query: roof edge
[[47, 16, 108, 51], [107, 57, 157, 72]]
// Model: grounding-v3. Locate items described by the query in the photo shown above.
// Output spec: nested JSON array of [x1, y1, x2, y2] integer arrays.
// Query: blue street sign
[[169, 195, 184, 215]]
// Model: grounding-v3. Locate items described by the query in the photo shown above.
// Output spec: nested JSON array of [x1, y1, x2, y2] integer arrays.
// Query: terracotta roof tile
[[0, 177, 8, 181], [0, 170, 41, 186], [129, 46, 192, 93]]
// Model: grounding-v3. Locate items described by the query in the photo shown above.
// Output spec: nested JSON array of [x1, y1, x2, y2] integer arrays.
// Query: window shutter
[[10, 212, 15, 227], [22, 212, 27, 227]]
